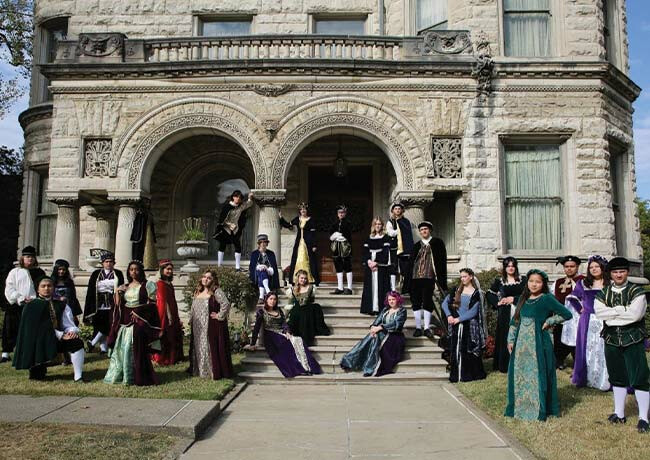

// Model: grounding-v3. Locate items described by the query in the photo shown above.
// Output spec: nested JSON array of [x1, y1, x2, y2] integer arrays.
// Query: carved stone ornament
[[76, 33, 124, 58], [420, 31, 472, 55], [472, 31, 494, 96], [431, 138, 462, 178], [262, 119, 280, 141], [248, 84, 295, 97], [251, 189, 286, 206], [84, 138, 112, 177]]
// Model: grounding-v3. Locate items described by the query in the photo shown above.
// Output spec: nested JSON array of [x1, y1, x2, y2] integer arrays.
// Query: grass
[[0, 341, 243, 401], [456, 355, 650, 460], [0, 422, 182, 460]]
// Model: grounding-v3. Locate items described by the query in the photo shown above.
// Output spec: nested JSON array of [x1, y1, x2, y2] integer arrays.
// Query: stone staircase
[[239, 286, 449, 384]]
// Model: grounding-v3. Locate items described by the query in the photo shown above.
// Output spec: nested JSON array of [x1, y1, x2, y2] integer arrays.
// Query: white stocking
[[90, 332, 104, 346], [346, 272, 353, 290], [99, 340, 108, 353], [390, 275, 396, 291], [423, 310, 432, 329], [337, 273, 344, 291], [262, 278, 271, 295], [613, 386, 627, 418], [235, 252, 242, 269], [1, 352, 8, 359], [217, 251, 224, 267], [70, 349, 85, 381], [258, 287, 266, 299], [635, 390, 650, 422], [413, 310, 422, 330]]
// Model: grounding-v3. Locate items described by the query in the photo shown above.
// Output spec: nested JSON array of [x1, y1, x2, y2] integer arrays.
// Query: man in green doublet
[[13, 277, 86, 382], [594, 257, 649, 433]]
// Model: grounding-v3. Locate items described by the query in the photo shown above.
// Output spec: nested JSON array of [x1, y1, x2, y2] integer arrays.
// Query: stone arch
[[113, 97, 270, 191], [271, 96, 427, 189]]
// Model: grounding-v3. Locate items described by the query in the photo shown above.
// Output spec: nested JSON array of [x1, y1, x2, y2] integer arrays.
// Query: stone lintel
[[393, 190, 435, 208], [251, 189, 287, 206], [107, 189, 149, 205], [47, 190, 80, 206]]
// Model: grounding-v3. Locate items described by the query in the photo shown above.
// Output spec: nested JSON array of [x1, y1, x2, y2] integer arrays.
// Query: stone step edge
[[238, 371, 448, 383]]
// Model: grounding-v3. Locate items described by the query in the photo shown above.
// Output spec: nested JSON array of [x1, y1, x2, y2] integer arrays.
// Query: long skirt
[[340, 332, 405, 377], [152, 322, 184, 366], [264, 329, 321, 378], [288, 303, 330, 347], [493, 304, 511, 373], [571, 312, 610, 390], [104, 324, 158, 386], [1, 305, 21, 353], [449, 323, 486, 383]]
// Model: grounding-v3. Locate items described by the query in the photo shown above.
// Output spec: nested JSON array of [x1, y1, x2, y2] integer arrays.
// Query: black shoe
[[74, 377, 90, 383], [638, 420, 650, 433], [86, 340, 95, 353], [0, 356, 10, 363], [413, 328, 423, 338], [607, 413, 627, 424], [331, 289, 344, 295], [424, 329, 434, 339], [343, 288, 353, 295]]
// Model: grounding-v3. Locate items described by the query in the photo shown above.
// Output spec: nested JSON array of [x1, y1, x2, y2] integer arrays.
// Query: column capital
[[107, 189, 149, 205], [87, 204, 117, 220], [251, 189, 286, 206], [393, 190, 434, 208], [47, 190, 80, 206]]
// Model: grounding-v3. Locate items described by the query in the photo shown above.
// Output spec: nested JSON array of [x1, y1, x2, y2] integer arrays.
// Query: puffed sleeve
[[215, 288, 231, 321]]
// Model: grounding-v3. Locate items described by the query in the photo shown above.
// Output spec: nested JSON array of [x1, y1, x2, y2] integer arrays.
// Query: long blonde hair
[[369, 217, 385, 237], [293, 269, 310, 294], [194, 269, 219, 297]]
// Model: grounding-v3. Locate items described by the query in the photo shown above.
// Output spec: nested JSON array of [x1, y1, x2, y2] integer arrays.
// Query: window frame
[[499, 0, 562, 58], [32, 16, 69, 104], [310, 14, 369, 35], [194, 14, 254, 37], [413, 0, 448, 35], [602, 0, 622, 69], [499, 136, 569, 256], [35, 172, 57, 258], [609, 138, 629, 256]]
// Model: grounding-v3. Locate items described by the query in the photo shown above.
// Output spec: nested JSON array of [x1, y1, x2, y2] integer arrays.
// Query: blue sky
[[1, 5, 649, 199]]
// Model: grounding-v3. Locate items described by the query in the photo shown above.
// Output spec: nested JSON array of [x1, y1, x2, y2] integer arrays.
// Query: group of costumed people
[[1, 246, 235, 386]]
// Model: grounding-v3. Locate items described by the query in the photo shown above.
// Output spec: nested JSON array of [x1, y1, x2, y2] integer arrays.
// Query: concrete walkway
[[182, 384, 531, 460]]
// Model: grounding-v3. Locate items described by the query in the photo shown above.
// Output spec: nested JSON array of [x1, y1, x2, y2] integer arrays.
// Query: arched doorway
[[149, 134, 256, 262], [283, 134, 398, 282]]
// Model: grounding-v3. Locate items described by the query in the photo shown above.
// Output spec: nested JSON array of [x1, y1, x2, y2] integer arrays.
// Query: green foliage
[[182, 266, 257, 316], [178, 217, 207, 241], [636, 199, 650, 280]]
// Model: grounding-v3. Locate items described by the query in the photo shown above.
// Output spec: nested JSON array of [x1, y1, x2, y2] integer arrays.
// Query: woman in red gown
[[152, 259, 184, 365]]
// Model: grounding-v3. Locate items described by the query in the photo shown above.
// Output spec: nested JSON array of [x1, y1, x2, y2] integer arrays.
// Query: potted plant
[[176, 217, 209, 272]]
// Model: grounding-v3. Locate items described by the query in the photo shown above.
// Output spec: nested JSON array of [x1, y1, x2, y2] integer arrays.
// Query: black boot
[[638, 420, 649, 433], [607, 413, 626, 424]]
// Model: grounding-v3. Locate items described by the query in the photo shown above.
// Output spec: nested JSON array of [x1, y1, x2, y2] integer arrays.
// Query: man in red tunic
[[551, 255, 584, 369]]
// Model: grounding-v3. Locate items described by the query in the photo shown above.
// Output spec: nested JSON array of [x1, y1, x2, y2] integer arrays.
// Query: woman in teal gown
[[505, 269, 572, 421]]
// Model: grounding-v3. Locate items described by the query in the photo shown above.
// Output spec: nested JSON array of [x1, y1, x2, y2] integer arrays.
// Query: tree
[[0, 144, 23, 174], [0, 0, 33, 120], [637, 199, 650, 280]]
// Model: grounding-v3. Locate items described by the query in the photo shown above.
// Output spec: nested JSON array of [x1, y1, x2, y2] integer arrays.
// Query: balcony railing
[[54, 31, 475, 65]]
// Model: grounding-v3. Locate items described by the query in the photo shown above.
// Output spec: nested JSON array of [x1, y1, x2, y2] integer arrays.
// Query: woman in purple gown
[[245, 292, 322, 378], [565, 255, 610, 391]]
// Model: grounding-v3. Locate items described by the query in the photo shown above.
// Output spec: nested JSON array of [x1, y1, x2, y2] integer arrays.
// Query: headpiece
[[607, 256, 630, 271], [257, 234, 270, 243], [390, 202, 405, 212], [158, 258, 173, 267], [337, 204, 348, 212], [53, 259, 70, 269], [587, 254, 608, 267], [297, 202, 308, 211], [99, 250, 115, 262], [418, 221, 433, 231], [555, 255, 582, 266], [129, 259, 144, 266], [21, 246, 37, 256], [526, 268, 549, 283], [460, 267, 475, 276]]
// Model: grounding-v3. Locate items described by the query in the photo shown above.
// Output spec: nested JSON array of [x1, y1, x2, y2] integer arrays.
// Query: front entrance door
[[308, 165, 373, 283]]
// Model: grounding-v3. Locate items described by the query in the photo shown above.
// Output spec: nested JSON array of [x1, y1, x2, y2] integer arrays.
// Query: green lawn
[[457, 356, 650, 460], [0, 422, 183, 460], [0, 345, 243, 401]]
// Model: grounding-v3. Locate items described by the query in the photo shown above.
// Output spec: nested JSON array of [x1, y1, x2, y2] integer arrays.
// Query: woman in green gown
[[287, 270, 330, 346], [505, 269, 572, 421]]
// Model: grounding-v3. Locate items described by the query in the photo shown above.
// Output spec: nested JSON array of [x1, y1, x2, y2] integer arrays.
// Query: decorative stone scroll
[[421, 31, 472, 55], [77, 33, 125, 58], [248, 84, 295, 97], [431, 138, 462, 179], [84, 138, 112, 177]]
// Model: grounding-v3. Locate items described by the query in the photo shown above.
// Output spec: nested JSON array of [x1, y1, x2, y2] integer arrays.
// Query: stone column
[[395, 191, 434, 241], [252, 189, 286, 267], [52, 201, 80, 268], [88, 206, 116, 252], [114, 203, 137, 270]]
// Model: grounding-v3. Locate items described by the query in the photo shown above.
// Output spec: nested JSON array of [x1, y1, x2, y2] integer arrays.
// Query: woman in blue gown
[[340, 291, 407, 377]]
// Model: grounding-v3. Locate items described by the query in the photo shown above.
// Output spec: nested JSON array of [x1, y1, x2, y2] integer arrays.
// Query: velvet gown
[[152, 280, 184, 365], [287, 285, 330, 347], [505, 293, 572, 421], [487, 276, 527, 373], [280, 216, 320, 285], [360, 234, 392, 315], [250, 308, 322, 378], [340, 306, 407, 376], [104, 281, 160, 386]]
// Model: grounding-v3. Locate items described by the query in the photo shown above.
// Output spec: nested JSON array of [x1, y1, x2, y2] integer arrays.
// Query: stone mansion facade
[[17, 0, 642, 279]]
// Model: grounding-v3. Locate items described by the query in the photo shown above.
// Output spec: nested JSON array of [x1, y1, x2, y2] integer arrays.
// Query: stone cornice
[[251, 189, 287, 205], [18, 103, 53, 130], [46, 190, 80, 205]]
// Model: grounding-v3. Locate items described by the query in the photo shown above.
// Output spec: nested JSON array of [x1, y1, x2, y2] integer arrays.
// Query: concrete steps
[[239, 283, 449, 384]]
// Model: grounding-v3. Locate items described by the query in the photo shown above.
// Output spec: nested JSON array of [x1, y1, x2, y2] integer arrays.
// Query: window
[[36, 175, 57, 257], [416, 0, 448, 33], [503, 0, 551, 57], [314, 18, 366, 35], [34, 17, 68, 103], [504, 144, 562, 251], [198, 18, 251, 36], [603, 0, 620, 67], [609, 141, 627, 255], [426, 194, 457, 254]]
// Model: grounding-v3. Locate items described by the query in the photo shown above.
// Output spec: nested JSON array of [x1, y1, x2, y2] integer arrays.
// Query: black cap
[[607, 257, 630, 271], [390, 202, 405, 211], [54, 259, 70, 268], [100, 250, 115, 262], [556, 255, 582, 266], [418, 221, 433, 230], [337, 204, 348, 212], [22, 246, 37, 256]]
